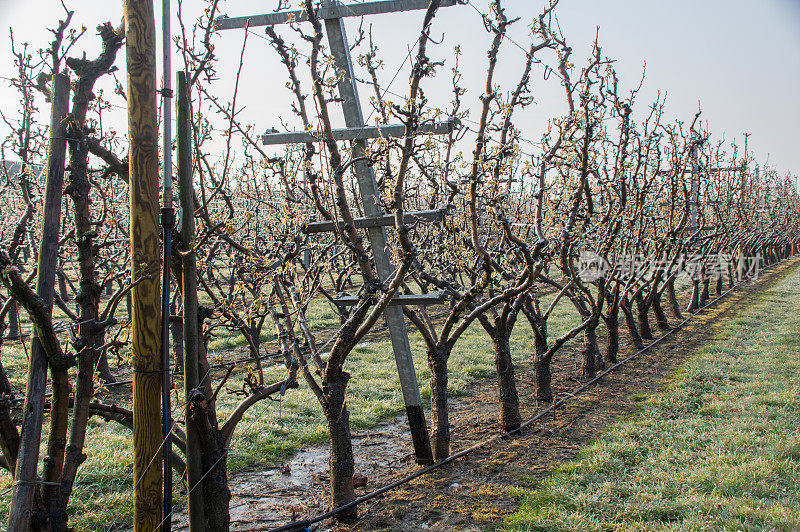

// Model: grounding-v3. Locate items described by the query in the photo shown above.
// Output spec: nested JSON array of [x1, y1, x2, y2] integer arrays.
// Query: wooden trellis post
[[215, 0, 463, 465], [7, 71, 70, 532], [176, 70, 205, 531], [124, 0, 164, 529]]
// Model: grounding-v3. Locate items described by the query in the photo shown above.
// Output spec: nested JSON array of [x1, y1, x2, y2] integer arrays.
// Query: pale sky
[[1, 0, 798, 174]]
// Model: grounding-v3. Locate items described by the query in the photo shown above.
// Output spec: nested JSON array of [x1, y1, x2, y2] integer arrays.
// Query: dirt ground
[[187, 258, 799, 532]]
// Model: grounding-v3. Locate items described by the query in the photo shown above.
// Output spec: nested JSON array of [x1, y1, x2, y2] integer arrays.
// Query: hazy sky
[[1, 0, 798, 174]]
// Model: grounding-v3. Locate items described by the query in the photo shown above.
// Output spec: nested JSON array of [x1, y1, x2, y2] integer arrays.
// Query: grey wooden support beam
[[658, 165, 744, 176], [261, 117, 459, 145], [323, 4, 434, 465], [213, 0, 458, 466], [708, 166, 745, 173], [333, 290, 448, 307], [215, 0, 462, 30], [303, 206, 449, 234]]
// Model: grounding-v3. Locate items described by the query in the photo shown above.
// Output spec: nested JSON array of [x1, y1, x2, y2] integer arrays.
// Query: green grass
[[504, 269, 800, 531], [0, 286, 584, 529], [0, 267, 703, 529]]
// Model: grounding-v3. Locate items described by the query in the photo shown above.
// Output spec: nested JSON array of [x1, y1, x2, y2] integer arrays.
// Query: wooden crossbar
[[215, 0, 462, 30], [261, 118, 459, 145], [333, 289, 448, 307], [658, 165, 744, 176], [707, 166, 744, 173], [303, 206, 450, 234]]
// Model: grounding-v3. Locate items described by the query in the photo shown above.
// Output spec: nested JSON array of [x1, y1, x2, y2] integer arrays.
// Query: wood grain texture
[[124, 0, 163, 530]]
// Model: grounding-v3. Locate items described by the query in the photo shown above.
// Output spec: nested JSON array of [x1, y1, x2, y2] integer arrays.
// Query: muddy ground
[[172, 258, 798, 531]]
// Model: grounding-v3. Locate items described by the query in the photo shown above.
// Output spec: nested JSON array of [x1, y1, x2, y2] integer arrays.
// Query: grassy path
[[505, 268, 800, 531]]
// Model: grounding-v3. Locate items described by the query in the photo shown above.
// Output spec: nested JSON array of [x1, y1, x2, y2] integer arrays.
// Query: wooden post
[[214, 0, 462, 29], [160, 3, 174, 527], [7, 71, 70, 532], [124, 0, 163, 530], [176, 70, 205, 530]]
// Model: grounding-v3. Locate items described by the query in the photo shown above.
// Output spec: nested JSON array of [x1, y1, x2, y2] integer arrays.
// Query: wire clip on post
[[161, 206, 175, 230]]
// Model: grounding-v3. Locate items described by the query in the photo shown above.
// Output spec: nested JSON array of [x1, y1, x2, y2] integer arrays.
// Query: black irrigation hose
[[266, 264, 781, 532]]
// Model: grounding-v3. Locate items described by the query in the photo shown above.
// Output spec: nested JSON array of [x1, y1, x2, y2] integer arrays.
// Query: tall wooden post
[[176, 70, 205, 530], [124, 0, 163, 530], [7, 72, 70, 532], [160, 3, 175, 529]]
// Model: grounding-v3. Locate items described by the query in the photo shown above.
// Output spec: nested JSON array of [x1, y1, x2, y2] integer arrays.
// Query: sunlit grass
[[504, 269, 800, 531], [0, 269, 706, 529]]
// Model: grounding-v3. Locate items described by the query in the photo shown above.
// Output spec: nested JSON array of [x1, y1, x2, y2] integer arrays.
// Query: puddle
[[170, 415, 417, 531]]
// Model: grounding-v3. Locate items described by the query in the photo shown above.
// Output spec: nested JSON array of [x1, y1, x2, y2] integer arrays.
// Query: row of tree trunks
[[528, 250, 779, 405]]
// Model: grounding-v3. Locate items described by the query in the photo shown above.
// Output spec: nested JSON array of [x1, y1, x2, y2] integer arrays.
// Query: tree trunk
[[428, 347, 450, 461], [581, 324, 599, 379], [666, 277, 682, 320], [47, 69, 110, 524], [728, 260, 735, 288], [125, 291, 132, 322], [42, 365, 70, 527], [0, 354, 20, 473], [652, 293, 671, 330], [95, 331, 116, 383], [687, 278, 700, 312], [492, 333, 521, 432], [620, 297, 643, 349], [48, 336, 98, 531], [530, 317, 553, 402], [700, 277, 710, 307], [604, 309, 619, 363], [534, 349, 553, 403], [635, 292, 653, 340], [249, 319, 261, 361], [6, 301, 19, 339], [188, 389, 231, 531], [325, 373, 356, 522], [226, 265, 237, 302], [201, 437, 230, 531], [57, 270, 69, 301]]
